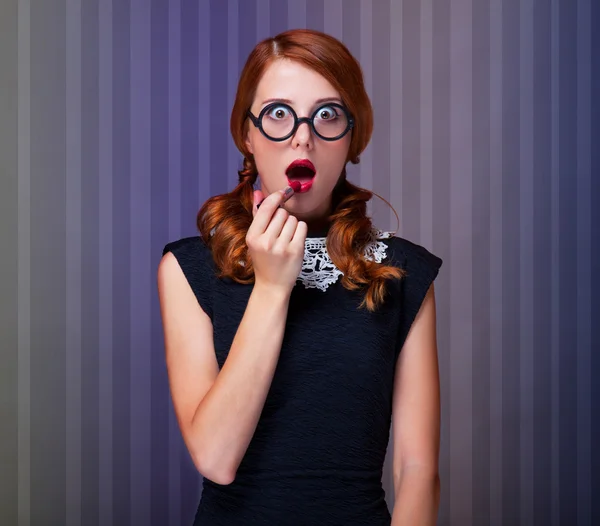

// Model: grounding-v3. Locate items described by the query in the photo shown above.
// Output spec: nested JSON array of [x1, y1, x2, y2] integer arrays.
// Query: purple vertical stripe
[[576, 0, 592, 523], [532, 2, 553, 525], [518, 2, 535, 525], [550, 1, 560, 523], [227, 0, 239, 191], [591, 3, 600, 524], [167, 1, 182, 523], [488, 2, 504, 522], [129, 0, 152, 524], [269, 0, 287, 36], [111, 1, 131, 524], [209, 0, 229, 198], [98, 0, 114, 523], [150, 2, 170, 525], [2, 2, 598, 525], [180, 0, 199, 238], [502, 2, 521, 523], [180, 1, 202, 521], [558, 2, 579, 524]]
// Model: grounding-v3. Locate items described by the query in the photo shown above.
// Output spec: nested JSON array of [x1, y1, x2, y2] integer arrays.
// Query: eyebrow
[[260, 97, 343, 106]]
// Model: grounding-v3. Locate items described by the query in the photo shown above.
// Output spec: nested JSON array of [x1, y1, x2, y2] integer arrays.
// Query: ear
[[245, 133, 254, 155]]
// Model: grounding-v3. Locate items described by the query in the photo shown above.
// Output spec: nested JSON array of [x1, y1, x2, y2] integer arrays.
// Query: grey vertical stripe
[[98, 1, 114, 524], [472, 1, 491, 523], [167, 1, 182, 524], [323, 0, 343, 40], [372, 0, 393, 498], [488, 1, 503, 524], [0, 1, 18, 525], [341, 0, 361, 187], [449, 0, 473, 523], [306, 0, 324, 33], [518, 2, 534, 526], [31, 0, 68, 522], [432, 0, 451, 522], [17, 0, 31, 524], [65, 1, 82, 525], [372, 0, 391, 230], [81, 0, 101, 521], [550, 0, 560, 522], [0, 3, 595, 524], [129, 1, 152, 524], [287, 0, 306, 29], [576, 2, 592, 525], [389, 0, 401, 235], [419, 0, 433, 247], [401, 0, 421, 241], [358, 0, 372, 198]]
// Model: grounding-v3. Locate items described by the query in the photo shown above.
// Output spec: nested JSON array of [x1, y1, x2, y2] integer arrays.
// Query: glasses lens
[[313, 105, 349, 139], [260, 104, 295, 139]]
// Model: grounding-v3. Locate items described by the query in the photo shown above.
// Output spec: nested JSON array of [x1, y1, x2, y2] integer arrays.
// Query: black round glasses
[[247, 102, 354, 142]]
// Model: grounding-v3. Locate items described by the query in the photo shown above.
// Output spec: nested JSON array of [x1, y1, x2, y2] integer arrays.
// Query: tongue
[[286, 166, 315, 181]]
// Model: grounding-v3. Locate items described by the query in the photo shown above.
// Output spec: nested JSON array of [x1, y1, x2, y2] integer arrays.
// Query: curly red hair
[[197, 29, 404, 311]]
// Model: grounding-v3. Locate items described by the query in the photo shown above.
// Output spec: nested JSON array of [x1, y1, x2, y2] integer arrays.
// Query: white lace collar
[[298, 228, 394, 291]]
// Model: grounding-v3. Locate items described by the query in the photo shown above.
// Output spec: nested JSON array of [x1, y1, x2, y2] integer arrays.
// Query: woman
[[158, 29, 442, 525]]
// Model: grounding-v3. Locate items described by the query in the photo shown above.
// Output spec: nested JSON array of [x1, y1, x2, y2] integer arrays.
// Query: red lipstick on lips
[[285, 159, 316, 193]]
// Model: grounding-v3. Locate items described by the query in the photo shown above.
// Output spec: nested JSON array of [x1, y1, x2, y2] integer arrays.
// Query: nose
[[291, 119, 313, 150]]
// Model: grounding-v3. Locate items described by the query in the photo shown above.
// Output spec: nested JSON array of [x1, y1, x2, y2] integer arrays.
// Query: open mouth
[[285, 159, 316, 193]]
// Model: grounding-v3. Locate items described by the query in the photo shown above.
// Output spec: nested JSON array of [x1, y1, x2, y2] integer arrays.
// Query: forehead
[[254, 59, 341, 106]]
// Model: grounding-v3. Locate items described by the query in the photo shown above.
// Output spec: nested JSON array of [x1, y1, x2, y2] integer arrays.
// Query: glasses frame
[[246, 102, 355, 142]]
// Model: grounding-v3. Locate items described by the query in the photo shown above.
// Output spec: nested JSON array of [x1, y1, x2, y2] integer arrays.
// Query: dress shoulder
[[162, 235, 215, 319], [384, 235, 443, 352]]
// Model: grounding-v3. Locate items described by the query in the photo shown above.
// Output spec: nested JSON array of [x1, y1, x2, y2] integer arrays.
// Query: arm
[[157, 251, 291, 485], [391, 283, 441, 526]]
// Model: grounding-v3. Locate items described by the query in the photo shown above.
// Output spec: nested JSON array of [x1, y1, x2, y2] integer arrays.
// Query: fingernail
[[282, 185, 295, 201]]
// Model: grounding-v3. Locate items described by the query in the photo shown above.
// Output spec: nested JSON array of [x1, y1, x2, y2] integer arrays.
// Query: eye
[[265, 105, 292, 120], [315, 106, 339, 120]]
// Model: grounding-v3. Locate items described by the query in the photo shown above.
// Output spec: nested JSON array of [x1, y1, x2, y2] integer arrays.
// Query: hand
[[246, 187, 307, 293]]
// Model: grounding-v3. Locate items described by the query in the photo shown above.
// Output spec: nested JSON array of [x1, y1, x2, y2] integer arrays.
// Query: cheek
[[324, 138, 351, 167], [250, 136, 280, 175]]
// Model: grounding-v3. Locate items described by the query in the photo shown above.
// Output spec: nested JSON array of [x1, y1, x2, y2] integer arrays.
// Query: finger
[[251, 189, 286, 234], [264, 207, 290, 239], [291, 220, 308, 248], [255, 187, 284, 210], [276, 214, 298, 245]]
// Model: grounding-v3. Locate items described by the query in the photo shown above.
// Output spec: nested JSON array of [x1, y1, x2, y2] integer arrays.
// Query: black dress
[[162, 226, 442, 526]]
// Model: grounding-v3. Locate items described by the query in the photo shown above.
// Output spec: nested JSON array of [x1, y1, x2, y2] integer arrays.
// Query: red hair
[[197, 29, 404, 311]]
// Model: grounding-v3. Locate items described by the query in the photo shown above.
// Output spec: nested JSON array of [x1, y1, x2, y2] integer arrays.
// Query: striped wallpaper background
[[0, 1, 598, 525]]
